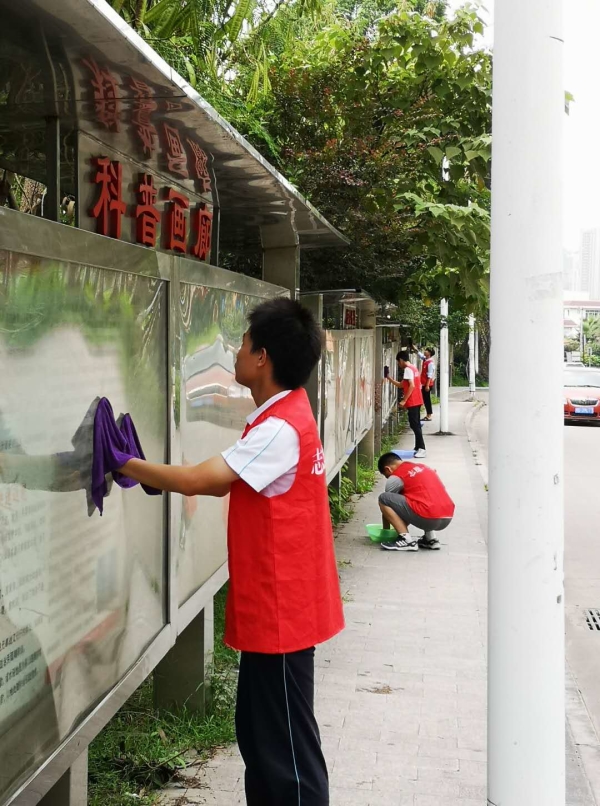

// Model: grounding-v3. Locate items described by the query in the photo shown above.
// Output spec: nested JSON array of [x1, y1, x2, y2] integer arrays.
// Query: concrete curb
[[464, 399, 488, 488]]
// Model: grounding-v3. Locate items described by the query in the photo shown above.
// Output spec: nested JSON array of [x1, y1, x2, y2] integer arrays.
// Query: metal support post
[[154, 602, 214, 715], [439, 299, 449, 433], [38, 749, 88, 806], [44, 116, 60, 222], [374, 326, 384, 455], [488, 0, 564, 803], [303, 294, 324, 427], [358, 427, 375, 468], [262, 246, 299, 299], [468, 314, 476, 401], [474, 324, 480, 376], [346, 447, 358, 489]]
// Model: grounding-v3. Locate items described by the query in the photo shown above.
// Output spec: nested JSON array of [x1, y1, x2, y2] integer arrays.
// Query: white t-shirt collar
[[247, 389, 292, 425]]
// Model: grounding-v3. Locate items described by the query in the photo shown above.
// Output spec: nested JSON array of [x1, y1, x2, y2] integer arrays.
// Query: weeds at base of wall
[[88, 585, 238, 806], [329, 412, 407, 528]]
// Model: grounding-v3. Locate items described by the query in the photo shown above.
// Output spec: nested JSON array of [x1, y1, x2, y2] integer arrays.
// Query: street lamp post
[[439, 298, 449, 433], [488, 0, 565, 804], [468, 314, 476, 400]]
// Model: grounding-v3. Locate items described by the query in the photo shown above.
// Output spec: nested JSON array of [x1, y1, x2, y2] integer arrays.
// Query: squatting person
[[376, 451, 455, 551], [117, 298, 344, 806]]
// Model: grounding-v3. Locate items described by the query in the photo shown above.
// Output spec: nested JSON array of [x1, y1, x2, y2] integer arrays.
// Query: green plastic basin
[[365, 524, 397, 543]]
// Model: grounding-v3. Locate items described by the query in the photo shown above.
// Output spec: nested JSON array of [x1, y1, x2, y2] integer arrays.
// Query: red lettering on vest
[[392, 462, 455, 519]]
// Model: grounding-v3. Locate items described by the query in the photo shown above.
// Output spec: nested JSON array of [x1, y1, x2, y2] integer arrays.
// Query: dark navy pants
[[236, 647, 329, 805]]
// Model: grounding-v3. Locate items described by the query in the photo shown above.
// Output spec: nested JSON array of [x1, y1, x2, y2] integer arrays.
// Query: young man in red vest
[[117, 298, 345, 805], [418, 346, 436, 422], [376, 452, 455, 551], [386, 350, 426, 458]]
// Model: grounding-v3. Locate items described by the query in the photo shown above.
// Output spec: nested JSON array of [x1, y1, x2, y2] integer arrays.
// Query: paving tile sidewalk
[[157, 399, 595, 805]]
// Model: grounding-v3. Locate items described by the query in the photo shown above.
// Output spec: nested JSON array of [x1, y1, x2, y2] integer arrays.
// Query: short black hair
[[427, 347, 436, 357], [377, 452, 401, 474], [396, 350, 410, 362], [248, 297, 323, 389]]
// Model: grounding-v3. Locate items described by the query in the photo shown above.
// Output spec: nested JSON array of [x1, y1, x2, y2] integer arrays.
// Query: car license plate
[[575, 406, 595, 415]]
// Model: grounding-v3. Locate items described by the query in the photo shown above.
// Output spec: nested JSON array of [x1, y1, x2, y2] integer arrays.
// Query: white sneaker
[[414, 449, 427, 459]]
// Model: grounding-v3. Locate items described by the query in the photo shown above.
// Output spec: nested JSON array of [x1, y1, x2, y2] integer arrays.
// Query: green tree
[[241, 3, 491, 305], [582, 317, 600, 359], [110, 0, 491, 311]]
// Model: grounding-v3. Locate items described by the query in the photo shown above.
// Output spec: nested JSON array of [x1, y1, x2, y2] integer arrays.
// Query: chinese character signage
[[343, 305, 357, 329], [79, 56, 214, 199], [84, 144, 213, 262]]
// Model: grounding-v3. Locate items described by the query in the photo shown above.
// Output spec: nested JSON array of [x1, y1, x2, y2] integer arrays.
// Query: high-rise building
[[580, 228, 600, 298], [563, 249, 581, 292]]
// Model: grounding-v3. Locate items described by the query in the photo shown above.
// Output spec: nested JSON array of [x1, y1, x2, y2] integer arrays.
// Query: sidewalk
[[157, 399, 595, 805]]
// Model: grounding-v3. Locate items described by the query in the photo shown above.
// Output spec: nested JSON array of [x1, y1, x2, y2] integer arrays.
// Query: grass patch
[[88, 585, 238, 806], [328, 412, 407, 527]]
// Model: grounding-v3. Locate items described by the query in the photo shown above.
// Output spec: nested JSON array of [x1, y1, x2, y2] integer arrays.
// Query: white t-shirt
[[403, 366, 415, 382], [221, 390, 300, 498], [418, 352, 436, 380]]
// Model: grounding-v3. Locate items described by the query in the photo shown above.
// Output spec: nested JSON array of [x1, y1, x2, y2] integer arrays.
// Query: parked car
[[564, 368, 600, 424]]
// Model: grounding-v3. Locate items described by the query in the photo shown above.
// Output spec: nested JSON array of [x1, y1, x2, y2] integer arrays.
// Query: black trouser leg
[[235, 647, 329, 806], [423, 388, 433, 417], [407, 405, 425, 451]]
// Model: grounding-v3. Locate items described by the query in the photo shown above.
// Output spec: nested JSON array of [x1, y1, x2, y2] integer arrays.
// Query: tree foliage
[[110, 0, 492, 312]]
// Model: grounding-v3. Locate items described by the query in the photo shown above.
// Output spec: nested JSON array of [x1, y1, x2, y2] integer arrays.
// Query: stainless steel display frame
[[0, 208, 286, 806]]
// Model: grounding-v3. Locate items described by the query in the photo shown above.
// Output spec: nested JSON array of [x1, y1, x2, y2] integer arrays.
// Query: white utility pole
[[468, 314, 476, 400], [474, 324, 479, 375], [489, 0, 564, 804], [439, 299, 449, 433]]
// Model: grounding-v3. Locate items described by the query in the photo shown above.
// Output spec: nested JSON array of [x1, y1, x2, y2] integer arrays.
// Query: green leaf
[[427, 146, 444, 165], [445, 146, 461, 160]]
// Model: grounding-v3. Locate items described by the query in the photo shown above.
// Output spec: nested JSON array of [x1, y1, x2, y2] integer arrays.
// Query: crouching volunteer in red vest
[[117, 298, 345, 806], [376, 452, 455, 551], [385, 350, 426, 458]]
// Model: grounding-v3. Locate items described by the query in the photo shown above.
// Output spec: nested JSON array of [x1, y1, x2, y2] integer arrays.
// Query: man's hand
[[118, 455, 239, 498], [399, 401, 406, 408]]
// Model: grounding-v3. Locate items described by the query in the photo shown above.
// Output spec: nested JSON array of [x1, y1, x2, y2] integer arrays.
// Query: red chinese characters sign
[[129, 77, 158, 158], [81, 57, 214, 194], [90, 158, 126, 238], [343, 306, 357, 329], [81, 57, 121, 132], [89, 156, 213, 263], [134, 174, 160, 248]]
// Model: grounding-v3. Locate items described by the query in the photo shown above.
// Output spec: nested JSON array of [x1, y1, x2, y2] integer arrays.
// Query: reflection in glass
[[0, 252, 167, 802], [177, 282, 257, 605], [354, 335, 374, 440]]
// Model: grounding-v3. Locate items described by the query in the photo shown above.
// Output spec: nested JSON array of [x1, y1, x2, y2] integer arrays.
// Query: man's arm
[[119, 455, 238, 498], [385, 476, 404, 494]]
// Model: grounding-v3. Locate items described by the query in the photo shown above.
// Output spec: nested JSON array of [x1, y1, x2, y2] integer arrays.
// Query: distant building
[[580, 229, 600, 298], [563, 249, 581, 292]]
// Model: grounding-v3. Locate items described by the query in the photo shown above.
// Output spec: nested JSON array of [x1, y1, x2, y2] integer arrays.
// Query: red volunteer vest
[[392, 462, 455, 519], [402, 363, 423, 407], [225, 388, 345, 654], [421, 357, 434, 387]]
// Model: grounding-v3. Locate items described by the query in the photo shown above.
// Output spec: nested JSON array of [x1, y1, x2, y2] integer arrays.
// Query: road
[[469, 390, 600, 796]]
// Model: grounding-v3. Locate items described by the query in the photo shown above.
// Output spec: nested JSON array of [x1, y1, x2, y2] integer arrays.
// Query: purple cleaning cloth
[[92, 398, 161, 515]]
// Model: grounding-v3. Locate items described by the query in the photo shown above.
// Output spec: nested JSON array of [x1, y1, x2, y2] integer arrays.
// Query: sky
[[445, 0, 594, 252]]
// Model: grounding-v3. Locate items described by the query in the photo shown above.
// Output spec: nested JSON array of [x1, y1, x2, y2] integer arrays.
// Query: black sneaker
[[417, 537, 441, 550], [380, 537, 419, 551]]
